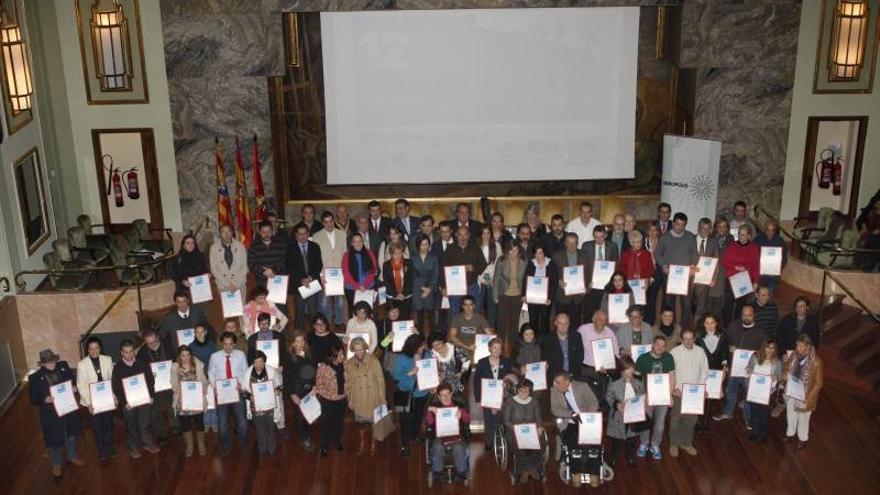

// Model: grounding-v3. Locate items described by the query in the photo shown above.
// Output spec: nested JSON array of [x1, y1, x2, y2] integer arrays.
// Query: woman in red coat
[[619, 230, 655, 282], [722, 224, 760, 298]]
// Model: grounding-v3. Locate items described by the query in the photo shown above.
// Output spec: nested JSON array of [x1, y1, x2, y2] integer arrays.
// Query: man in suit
[[313, 211, 349, 330], [410, 214, 437, 254], [653, 202, 672, 236], [542, 312, 585, 379], [581, 225, 620, 318], [266, 211, 290, 248], [541, 214, 567, 256], [299, 203, 322, 236], [515, 223, 535, 258], [393, 198, 420, 241], [351, 214, 380, 254], [550, 371, 599, 425], [693, 217, 723, 323], [431, 220, 455, 260], [209, 224, 248, 305], [552, 233, 590, 328], [157, 290, 212, 352], [367, 200, 392, 241], [609, 214, 631, 255], [288, 223, 323, 329], [451, 202, 482, 239]]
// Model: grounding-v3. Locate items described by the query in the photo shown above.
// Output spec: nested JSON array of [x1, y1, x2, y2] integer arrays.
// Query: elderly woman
[[474, 337, 518, 450], [170, 345, 208, 457], [242, 285, 289, 338], [30, 349, 85, 477], [605, 356, 645, 467], [493, 243, 526, 350], [382, 244, 414, 319], [783, 334, 823, 449], [377, 225, 410, 270], [315, 341, 347, 456], [244, 350, 283, 456], [502, 378, 544, 483], [345, 336, 387, 456]]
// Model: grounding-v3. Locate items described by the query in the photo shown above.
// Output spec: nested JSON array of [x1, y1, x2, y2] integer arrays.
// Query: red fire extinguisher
[[816, 149, 834, 189], [103, 154, 125, 207], [125, 167, 140, 200], [833, 158, 843, 196]]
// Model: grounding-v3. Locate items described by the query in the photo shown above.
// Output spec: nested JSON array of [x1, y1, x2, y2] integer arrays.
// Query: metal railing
[[79, 272, 143, 357]]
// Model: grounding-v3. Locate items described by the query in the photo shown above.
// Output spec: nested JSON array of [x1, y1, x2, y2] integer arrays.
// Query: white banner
[[661, 135, 721, 234]]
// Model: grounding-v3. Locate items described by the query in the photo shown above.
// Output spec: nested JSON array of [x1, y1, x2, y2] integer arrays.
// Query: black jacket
[[283, 351, 316, 399], [171, 250, 209, 292], [696, 330, 730, 370], [286, 240, 323, 290], [473, 356, 517, 403], [382, 259, 414, 299], [112, 358, 155, 407], [542, 331, 584, 379], [247, 330, 290, 367], [157, 305, 212, 354], [777, 313, 821, 353], [30, 362, 83, 448]]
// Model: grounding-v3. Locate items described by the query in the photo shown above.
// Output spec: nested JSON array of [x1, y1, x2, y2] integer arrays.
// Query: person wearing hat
[[76, 337, 117, 462], [29, 349, 86, 477]]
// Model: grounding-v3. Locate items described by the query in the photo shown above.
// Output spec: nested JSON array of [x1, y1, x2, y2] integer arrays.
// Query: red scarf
[[391, 259, 404, 292]]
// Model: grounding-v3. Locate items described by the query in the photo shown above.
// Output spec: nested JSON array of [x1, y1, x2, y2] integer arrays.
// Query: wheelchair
[[492, 423, 550, 485], [555, 418, 614, 488], [425, 422, 471, 487]]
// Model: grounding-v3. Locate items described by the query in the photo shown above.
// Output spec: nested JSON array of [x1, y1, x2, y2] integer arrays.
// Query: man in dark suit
[[367, 200, 393, 241], [287, 223, 323, 329], [541, 214, 567, 257], [157, 290, 212, 353], [693, 217, 722, 323], [552, 233, 590, 328], [581, 225, 620, 319], [351, 214, 381, 254], [451, 202, 482, 239], [652, 202, 673, 236], [393, 198, 420, 241], [410, 214, 438, 254], [542, 312, 585, 379], [431, 220, 455, 260], [609, 214, 631, 255]]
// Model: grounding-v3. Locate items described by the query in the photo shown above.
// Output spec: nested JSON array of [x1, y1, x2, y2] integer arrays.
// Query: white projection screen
[[321, 8, 639, 185]]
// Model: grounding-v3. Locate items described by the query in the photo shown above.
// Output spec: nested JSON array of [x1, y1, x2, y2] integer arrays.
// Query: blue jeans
[[722, 376, 751, 422], [431, 439, 468, 474], [449, 282, 481, 318], [49, 435, 79, 466], [204, 408, 218, 429], [217, 400, 248, 452], [319, 293, 346, 326]]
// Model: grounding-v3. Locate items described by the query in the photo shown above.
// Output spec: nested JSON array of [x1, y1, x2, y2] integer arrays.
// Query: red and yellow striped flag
[[214, 138, 232, 228], [234, 138, 253, 247], [252, 134, 267, 222]]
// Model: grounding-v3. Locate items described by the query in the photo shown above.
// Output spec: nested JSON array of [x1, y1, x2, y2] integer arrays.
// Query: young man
[[431, 220, 455, 259], [313, 211, 348, 331], [112, 340, 160, 459], [635, 335, 675, 460], [668, 329, 708, 457], [367, 200, 392, 241], [541, 214, 567, 256], [157, 290, 211, 352], [299, 203, 322, 235], [410, 214, 437, 253], [207, 332, 249, 458], [287, 223, 323, 330], [728, 201, 758, 238], [566, 201, 601, 245], [248, 220, 288, 289], [441, 226, 487, 316], [654, 212, 699, 329], [654, 203, 672, 235]]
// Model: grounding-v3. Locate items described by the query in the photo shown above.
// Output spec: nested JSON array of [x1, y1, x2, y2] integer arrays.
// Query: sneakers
[[129, 449, 142, 459], [636, 443, 649, 458], [712, 413, 732, 421], [144, 445, 160, 454], [682, 446, 698, 456], [669, 446, 679, 458], [651, 446, 662, 460]]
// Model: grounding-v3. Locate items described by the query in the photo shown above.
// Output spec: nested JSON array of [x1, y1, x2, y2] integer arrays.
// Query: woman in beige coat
[[170, 346, 209, 457], [345, 337, 387, 455]]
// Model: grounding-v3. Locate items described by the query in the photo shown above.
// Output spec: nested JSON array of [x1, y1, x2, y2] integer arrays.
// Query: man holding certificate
[[581, 225, 619, 319], [76, 337, 117, 462], [157, 291, 212, 352], [136, 330, 178, 443], [207, 332, 250, 458], [635, 335, 675, 460], [247, 313, 288, 369], [441, 226, 487, 317], [692, 218, 724, 323], [287, 223, 324, 329], [653, 213, 699, 329], [29, 349, 86, 477], [112, 340, 160, 459], [551, 233, 590, 328], [668, 329, 708, 457], [578, 310, 619, 401], [754, 221, 787, 297], [714, 305, 766, 423]]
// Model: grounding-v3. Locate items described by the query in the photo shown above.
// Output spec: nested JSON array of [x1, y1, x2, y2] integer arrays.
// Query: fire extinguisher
[[833, 158, 843, 196], [126, 167, 140, 200], [103, 154, 125, 207], [816, 149, 834, 189]]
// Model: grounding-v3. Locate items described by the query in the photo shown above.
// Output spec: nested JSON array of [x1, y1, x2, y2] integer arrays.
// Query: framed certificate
[[353, 289, 376, 307], [590, 338, 616, 371], [205, 385, 216, 410], [256, 339, 280, 368], [176, 328, 195, 347], [436, 406, 460, 438], [786, 376, 806, 401], [181, 381, 205, 412], [444, 265, 468, 296], [563, 265, 586, 296], [524, 361, 547, 391], [267, 275, 289, 303], [666, 264, 690, 296], [628, 279, 646, 305], [473, 334, 494, 364], [513, 423, 541, 450], [440, 296, 450, 309], [730, 349, 754, 378], [122, 373, 151, 408], [377, 286, 387, 305], [728, 271, 754, 299], [607, 294, 629, 324], [188, 274, 213, 303], [746, 374, 772, 405], [89, 380, 116, 414], [630, 344, 651, 362], [392, 320, 416, 352], [646, 373, 671, 407], [480, 378, 503, 409], [759, 247, 782, 276], [525, 276, 549, 305], [323, 268, 344, 296], [705, 369, 724, 399], [221, 289, 244, 318], [150, 360, 172, 392], [251, 380, 277, 412], [215, 378, 240, 405], [416, 358, 440, 390], [577, 412, 603, 445], [299, 392, 322, 424], [591, 260, 615, 289], [623, 394, 646, 423], [680, 383, 706, 415], [49, 380, 79, 417], [693, 257, 718, 286]]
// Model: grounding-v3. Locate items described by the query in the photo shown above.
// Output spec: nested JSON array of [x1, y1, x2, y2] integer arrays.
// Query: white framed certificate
[[746, 374, 772, 405], [705, 369, 724, 399], [666, 264, 690, 296], [256, 339, 280, 368], [646, 373, 672, 407], [628, 279, 646, 305], [480, 378, 503, 409], [525, 276, 549, 305], [416, 358, 440, 390], [631, 345, 651, 363], [89, 380, 116, 414], [592, 260, 615, 289], [188, 274, 213, 303], [50, 380, 79, 417], [590, 338, 616, 371], [680, 383, 705, 415], [215, 378, 240, 405], [299, 392, 322, 424], [578, 412, 603, 445], [513, 423, 541, 450], [444, 265, 468, 296], [623, 394, 646, 423], [267, 275, 289, 303], [474, 334, 494, 364], [760, 247, 782, 276], [252, 380, 277, 412], [345, 332, 371, 359], [373, 403, 390, 424], [728, 271, 754, 299], [151, 360, 172, 392], [123, 373, 151, 408], [181, 381, 205, 412], [524, 361, 547, 391], [297, 280, 322, 299], [176, 328, 195, 347], [563, 265, 586, 296], [730, 349, 754, 378], [323, 268, 344, 296], [221, 289, 244, 318], [786, 376, 806, 401], [392, 320, 416, 352], [205, 385, 216, 410], [377, 286, 387, 305], [607, 294, 629, 324], [353, 289, 376, 307], [436, 406, 460, 438], [693, 257, 718, 286]]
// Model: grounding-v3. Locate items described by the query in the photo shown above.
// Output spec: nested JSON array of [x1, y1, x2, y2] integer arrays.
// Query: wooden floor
[[3, 285, 880, 494]]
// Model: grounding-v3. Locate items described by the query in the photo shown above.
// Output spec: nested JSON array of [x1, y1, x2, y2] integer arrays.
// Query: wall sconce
[[829, 0, 870, 80], [0, 1, 32, 114], [91, 0, 132, 90]]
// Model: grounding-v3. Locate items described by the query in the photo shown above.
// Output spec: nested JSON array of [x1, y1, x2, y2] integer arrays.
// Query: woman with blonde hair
[[345, 337, 388, 455]]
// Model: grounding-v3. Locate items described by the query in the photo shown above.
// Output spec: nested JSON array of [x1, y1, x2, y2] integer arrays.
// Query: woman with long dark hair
[[410, 234, 440, 335], [171, 235, 209, 294], [392, 334, 429, 458], [284, 330, 317, 452], [523, 244, 556, 337], [315, 341, 347, 456]]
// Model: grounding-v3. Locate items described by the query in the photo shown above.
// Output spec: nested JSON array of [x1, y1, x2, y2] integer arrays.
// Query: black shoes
[[320, 448, 328, 457]]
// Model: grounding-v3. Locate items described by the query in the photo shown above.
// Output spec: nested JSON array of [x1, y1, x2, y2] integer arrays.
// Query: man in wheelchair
[[550, 372, 606, 488], [425, 383, 471, 483]]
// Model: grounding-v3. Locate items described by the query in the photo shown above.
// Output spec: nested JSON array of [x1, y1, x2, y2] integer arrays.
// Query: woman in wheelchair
[[424, 383, 470, 483], [501, 379, 545, 483]]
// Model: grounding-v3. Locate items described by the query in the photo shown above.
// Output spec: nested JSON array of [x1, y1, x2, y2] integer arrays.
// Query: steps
[[818, 301, 880, 395]]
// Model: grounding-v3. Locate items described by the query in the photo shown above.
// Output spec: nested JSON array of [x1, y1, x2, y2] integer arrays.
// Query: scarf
[[792, 348, 815, 388], [513, 395, 532, 405], [391, 258, 404, 292], [659, 323, 674, 337]]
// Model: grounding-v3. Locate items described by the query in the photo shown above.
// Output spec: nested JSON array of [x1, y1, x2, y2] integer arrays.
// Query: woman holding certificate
[[523, 245, 556, 336], [605, 357, 646, 467], [492, 243, 527, 351], [391, 335, 430, 458], [428, 332, 470, 397], [171, 234, 209, 293], [284, 331, 317, 452], [782, 335, 823, 449], [242, 286, 289, 338], [479, 224, 501, 326], [170, 345, 209, 457], [473, 338, 517, 450], [410, 234, 440, 334], [244, 351, 282, 456], [382, 244, 414, 318], [501, 379, 545, 483], [315, 342, 347, 456], [346, 302, 379, 353], [29, 349, 86, 477], [695, 314, 728, 429], [345, 337, 387, 456], [76, 337, 116, 462], [424, 383, 471, 482], [745, 340, 782, 443], [600, 271, 635, 329], [341, 233, 379, 309], [721, 225, 760, 315]]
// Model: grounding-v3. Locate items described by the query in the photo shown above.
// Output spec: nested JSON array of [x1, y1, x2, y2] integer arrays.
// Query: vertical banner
[[661, 135, 722, 234]]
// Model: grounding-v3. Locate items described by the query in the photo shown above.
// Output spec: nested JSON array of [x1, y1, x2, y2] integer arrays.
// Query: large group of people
[[30, 198, 825, 486]]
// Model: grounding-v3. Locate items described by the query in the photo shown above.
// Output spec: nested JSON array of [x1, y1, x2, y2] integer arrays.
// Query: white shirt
[[696, 235, 709, 256], [178, 309, 190, 319], [669, 344, 709, 392], [566, 217, 601, 245], [326, 230, 336, 250], [207, 349, 249, 385], [624, 381, 635, 400]]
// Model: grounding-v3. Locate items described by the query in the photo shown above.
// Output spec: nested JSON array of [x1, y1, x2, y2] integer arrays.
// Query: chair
[[67, 226, 110, 265], [52, 239, 96, 270], [76, 214, 113, 250], [108, 244, 155, 285], [133, 219, 173, 254], [816, 228, 859, 268], [802, 212, 849, 265], [42, 252, 90, 291], [794, 207, 835, 241]]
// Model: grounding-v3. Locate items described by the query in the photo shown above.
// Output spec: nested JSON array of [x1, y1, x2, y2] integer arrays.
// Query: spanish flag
[[214, 138, 232, 228], [234, 138, 253, 247], [252, 134, 267, 222]]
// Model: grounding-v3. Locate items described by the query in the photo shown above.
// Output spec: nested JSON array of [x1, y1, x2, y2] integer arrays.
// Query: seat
[[133, 219, 173, 254], [817, 228, 859, 268], [52, 239, 96, 270], [67, 226, 110, 265], [76, 214, 113, 250], [794, 207, 834, 241], [802, 212, 848, 265], [42, 252, 90, 291], [109, 243, 155, 285]]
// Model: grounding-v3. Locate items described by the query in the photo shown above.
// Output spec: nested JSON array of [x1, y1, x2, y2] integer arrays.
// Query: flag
[[234, 138, 253, 247], [252, 134, 267, 222], [214, 138, 232, 228]]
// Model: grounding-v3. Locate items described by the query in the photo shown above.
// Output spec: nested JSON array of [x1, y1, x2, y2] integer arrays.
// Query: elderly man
[[609, 214, 631, 255], [210, 224, 248, 305], [577, 310, 619, 404], [542, 312, 585, 379], [668, 329, 708, 457]]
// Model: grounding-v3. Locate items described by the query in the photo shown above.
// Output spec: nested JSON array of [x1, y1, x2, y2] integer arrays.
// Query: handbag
[[373, 411, 397, 441]]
